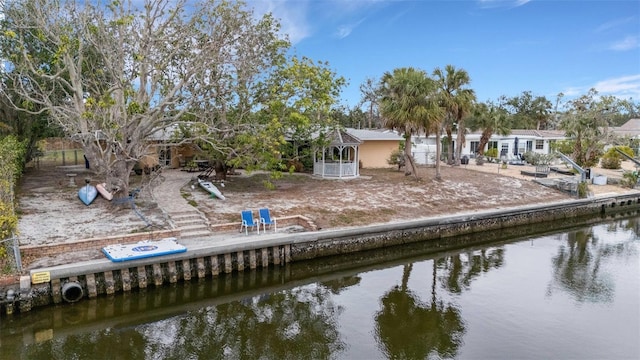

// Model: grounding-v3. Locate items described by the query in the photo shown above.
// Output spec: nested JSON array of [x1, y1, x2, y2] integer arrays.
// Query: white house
[[412, 129, 567, 164]]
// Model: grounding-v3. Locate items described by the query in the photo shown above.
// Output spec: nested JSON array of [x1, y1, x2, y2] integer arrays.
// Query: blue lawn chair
[[259, 208, 277, 233], [240, 210, 259, 235]]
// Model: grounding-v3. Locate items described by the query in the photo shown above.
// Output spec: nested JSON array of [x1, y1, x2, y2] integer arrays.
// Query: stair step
[[171, 213, 205, 222], [173, 218, 207, 227], [178, 224, 210, 232], [180, 230, 213, 239], [169, 210, 200, 217]]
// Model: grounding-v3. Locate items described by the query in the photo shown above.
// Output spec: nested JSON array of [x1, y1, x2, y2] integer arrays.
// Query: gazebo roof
[[326, 128, 362, 146]]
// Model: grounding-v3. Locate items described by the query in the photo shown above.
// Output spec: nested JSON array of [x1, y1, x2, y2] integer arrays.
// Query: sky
[[249, 0, 640, 108]]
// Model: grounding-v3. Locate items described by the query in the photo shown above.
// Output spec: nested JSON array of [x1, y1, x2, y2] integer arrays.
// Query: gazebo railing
[[314, 161, 357, 178]]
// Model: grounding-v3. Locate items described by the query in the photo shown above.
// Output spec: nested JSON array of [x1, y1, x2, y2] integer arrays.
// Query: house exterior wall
[[358, 140, 400, 168], [415, 131, 566, 159], [142, 144, 199, 169]]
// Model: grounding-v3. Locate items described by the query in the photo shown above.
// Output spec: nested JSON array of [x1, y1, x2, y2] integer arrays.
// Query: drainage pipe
[[61, 281, 84, 303]]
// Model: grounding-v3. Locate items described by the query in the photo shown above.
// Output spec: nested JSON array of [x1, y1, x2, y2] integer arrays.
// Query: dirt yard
[[16, 159, 639, 247], [5, 158, 638, 277]]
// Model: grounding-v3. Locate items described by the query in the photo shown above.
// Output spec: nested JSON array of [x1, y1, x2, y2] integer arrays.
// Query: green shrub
[[621, 171, 639, 188], [577, 181, 589, 198], [616, 145, 635, 159], [551, 139, 574, 155], [0, 135, 27, 240], [485, 148, 498, 159], [600, 148, 621, 169]]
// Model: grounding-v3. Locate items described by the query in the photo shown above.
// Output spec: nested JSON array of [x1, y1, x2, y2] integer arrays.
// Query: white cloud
[[594, 16, 636, 33], [609, 35, 639, 51], [249, 0, 311, 44], [477, 0, 531, 9], [593, 74, 640, 98], [335, 19, 365, 39], [559, 75, 640, 101]]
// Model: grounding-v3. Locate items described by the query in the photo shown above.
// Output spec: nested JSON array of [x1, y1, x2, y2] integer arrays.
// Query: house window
[[526, 141, 533, 152], [488, 141, 498, 150], [535, 140, 544, 150], [501, 143, 509, 156], [470, 141, 479, 154]]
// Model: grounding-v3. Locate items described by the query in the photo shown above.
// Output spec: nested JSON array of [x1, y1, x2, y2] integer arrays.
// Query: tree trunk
[[403, 132, 419, 180], [213, 159, 227, 181], [435, 129, 442, 180], [109, 159, 135, 199], [454, 119, 465, 166], [446, 128, 453, 164], [477, 130, 492, 155]]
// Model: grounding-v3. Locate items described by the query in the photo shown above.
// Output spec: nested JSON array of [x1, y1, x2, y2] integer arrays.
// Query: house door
[[159, 146, 171, 167]]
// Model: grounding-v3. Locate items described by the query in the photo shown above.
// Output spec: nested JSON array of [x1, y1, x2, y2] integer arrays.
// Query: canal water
[[1, 215, 639, 359]]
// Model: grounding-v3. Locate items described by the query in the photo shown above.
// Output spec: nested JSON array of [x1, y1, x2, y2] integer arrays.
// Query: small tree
[[387, 148, 405, 171]]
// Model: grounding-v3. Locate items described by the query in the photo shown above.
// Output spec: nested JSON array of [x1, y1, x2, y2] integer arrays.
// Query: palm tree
[[433, 65, 476, 166], [467, 101, 511, 155], [379, 67, 441, 179]]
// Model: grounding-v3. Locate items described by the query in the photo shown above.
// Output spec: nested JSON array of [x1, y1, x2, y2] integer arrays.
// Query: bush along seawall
[[2, 192, 640, 314]]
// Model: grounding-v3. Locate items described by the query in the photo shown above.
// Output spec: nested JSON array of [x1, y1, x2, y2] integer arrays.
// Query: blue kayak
[[78, 184, 98, 205]]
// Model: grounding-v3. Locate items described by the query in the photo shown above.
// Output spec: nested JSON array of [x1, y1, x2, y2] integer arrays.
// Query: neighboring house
[[413, 129, 567, 164], [345, 128, 403, 168], [610, 118, 640, 139]]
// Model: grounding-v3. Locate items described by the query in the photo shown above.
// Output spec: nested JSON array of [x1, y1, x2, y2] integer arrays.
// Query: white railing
[[314, 161, 357, 178]]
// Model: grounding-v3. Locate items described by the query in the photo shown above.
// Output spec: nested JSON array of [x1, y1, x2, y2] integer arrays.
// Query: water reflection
[[374, 263, 465, 359], [548, 217, 639, 303], [437, 248, 505, 294], [2, 215, 638, 359]]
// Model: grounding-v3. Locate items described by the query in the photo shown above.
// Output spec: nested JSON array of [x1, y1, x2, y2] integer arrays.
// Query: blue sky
[[250, 0, 640, 108]]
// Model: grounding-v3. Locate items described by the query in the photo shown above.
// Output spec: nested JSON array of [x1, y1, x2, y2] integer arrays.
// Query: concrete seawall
[[4, 193, 640, 314]]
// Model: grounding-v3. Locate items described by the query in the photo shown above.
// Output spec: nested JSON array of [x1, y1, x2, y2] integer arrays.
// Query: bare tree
[[1, 0, 288, 195], [358, 77, 381, 129]]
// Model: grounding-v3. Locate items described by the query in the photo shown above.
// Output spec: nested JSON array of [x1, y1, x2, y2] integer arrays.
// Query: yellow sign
[[31, 271, 51, 284]]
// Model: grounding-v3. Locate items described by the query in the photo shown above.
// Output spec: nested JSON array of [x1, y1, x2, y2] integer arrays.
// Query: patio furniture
[[240, 210, 259, 235], [259, 208, 277, 233]]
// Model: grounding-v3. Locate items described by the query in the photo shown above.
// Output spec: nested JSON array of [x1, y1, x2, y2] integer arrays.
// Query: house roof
[[465, 129, 566, 139], [611, 118, 640, 137], [148, 124, 179, 141], [509, 129, 566, 138], [345, 128, 403, 141]]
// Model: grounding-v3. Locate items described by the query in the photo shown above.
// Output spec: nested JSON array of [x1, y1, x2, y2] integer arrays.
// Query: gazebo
[[313, 129, 362, 179]]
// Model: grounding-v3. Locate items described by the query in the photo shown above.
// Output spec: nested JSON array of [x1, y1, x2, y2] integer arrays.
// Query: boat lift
[[556, 152, 588, 182], [614, 148, 640, 167]]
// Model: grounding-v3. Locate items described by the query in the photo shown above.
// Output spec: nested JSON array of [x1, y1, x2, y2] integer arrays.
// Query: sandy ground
[[16, 165, 170, 247], [9, 158, 639, 273], [15, 159, 638, 249]]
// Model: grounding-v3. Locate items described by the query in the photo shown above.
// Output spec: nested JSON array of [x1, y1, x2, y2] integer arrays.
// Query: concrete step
[[178, 224, 210, 232], [173, 218, 207, 227], [170, 213, 205, 222], [180, 229, 213, 239]]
